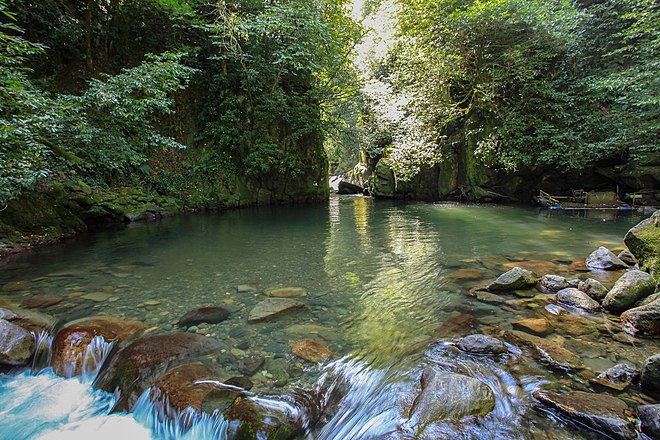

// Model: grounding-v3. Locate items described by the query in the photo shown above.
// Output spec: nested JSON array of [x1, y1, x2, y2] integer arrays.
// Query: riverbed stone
[[0, 319, 34, 366], [408, 368, 495, 425], [292, 339, 333, 363], [51, 315, 144, 377], [617, 250, 637, 266], [640, 354, 660, 397], [179, 307, 230, 327], [21, 295, 63, 309], [556, 288, 601, 313], [585, 247, 628, 270], [247, 298, 306, 323], [603, 270, 655, 313], [503, 330, 584, 370], [577, 278, 609, 301], [446, 269, 485, 282], [641, 292, 660, 306], [223, 396, 301, 440], [532, 390, 636, 439], [266, 287, 307, 298], [94, 333, 226, 411], [590, 363, 639, 391], [457, 334, 507, 355], [239, 354, 265, 376], [152, 362, 224, 412], [487, 267, 536, 292], [0, 308, 18, 321], [637, 404, 660, 439], [624, 209, 660, 275], [620, 298, 660, 337], [537, 275, 569, 294], [512, 318, 551, 336]]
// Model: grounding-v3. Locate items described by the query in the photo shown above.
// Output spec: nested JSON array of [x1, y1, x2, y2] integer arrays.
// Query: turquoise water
[[0, 197, 657, 439]]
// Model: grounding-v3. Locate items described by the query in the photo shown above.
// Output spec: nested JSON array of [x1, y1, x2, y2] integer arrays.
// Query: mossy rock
[[625, 210, 660, 277]]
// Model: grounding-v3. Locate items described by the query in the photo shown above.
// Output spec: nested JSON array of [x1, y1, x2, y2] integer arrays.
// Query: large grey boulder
[[408, 368, 495, 424], [617, 250, 637, 266], [603, 270, 655, 313], [641, 354, 660, 397], [556, 288, 601, 312], [457, 334, 507, 355], [586, 247, 628, 270], [0, 319, 34, 366], [487, 267, 536, 292], [533, 390, 636, 439], [621, 298, 660, 337], [624, 209, 659, 275], [577, 278, 608, 301], [637, 404, 660, 439], [537, 275, 569, 294]]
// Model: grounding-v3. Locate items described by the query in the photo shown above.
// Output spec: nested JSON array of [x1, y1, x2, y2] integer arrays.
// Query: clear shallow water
[[0, 197, 657, 439]]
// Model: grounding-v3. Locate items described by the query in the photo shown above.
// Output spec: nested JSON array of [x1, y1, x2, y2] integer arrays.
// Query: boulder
[[223, 396, 301, 440], [247, 298, 306, 323], [577, 278, 608, 301], [337, 180, 363, 195], [51, 316, 144, 377], [620, 298, 660, 337], [537, 275, 569, 294], [603, 270, 655, 313], [512, 318, 551, 336], [94, 333, 225, 411], [239, 354, 265, 376], [152, 362, 225, 412], [292, 339, 333, 363], [0, 319, 34, 366], [617, 250, 637, 266], [641, 292, 660, 306], [585, 247, 628, 270], [533, 390, 636, 439], [590, 364, 639, 391], [624, 209, 660, 275], [556, 288, 601, 313], [0, 308, 17, 321], [487, 267, 536, 292], [266, 287, 307, 298], [408, 368, 495, 424], [503, 330, 584, 370], [446, 269, 485, 282], [457, 334, 507, 355], [178, 307, 230, 327], [641, 354, 660, 397], [637, 404, 660, 439]]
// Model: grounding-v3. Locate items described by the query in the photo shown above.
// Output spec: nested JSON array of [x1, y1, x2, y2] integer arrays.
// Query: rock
[[239, 354, 265, 376], [0, 319, 34, 366], [641, 292, 660, 306], [603, 270, 655, 313], [266, 287, 307, 298], [94, 333, 226, 411], [223, 396, 301, 440], [577, 278, 609, 301], [81, 292, 112, 302], [620, 298, 660, 337], [237, 285, 257, 293], [512, 318, 551, 336], [637, 404, 660, 439], [0, 308, 18, 321], [408, 368, 495, 424], [152, 362, 224, 412], [503, 330, 584, 370], [292, 339, 332, 363], [446, 269, 485, 282], [641, 354, 660, 397], [487, 267, 536, 292], [503, 260, 557, 275], [21, 296, 63, 309], [178, 307, 230, 327], [585, 247, 628, 270], [533, 390, 636, 439], [617, 250, 637, 266], [51, 316, 144, 377], [337, 180, 363, 195], [10, 308, 56, 333], [475, 291, 506, 304], [225, 376, 253, 391], [624, 210, 660, 275], [590, 363, 639, 391], [247, 298, 306, 323], [537, 275, 569, 294], [433, 314, 476, 338], [556, 288, 601, 313], [457, 334, 507, 355]]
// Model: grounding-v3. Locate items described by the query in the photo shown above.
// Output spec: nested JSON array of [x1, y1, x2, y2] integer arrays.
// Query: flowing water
[[0, 196, 657, 439]]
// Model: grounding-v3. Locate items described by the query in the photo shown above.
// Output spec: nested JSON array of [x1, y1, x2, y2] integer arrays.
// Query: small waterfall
[[30, 330, 53, 374]]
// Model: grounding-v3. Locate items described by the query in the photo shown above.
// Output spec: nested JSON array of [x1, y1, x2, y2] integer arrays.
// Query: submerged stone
[[533, 390, 636, 439], [21, 296, 63, 309], [51, 315, 144, 377], [556, 288, 601, 313], [266, 287, 307, 298], [503, 330, 584, 370], [292, 338, 333, 363], [179, 307, 230, 327], [487, 267, 536, 292], [602, 270, 655, 313], [512, 318, 551, 336], [239, 354, 265, 376], [247, 298, 306, 323], [457, 334, 507, 355], [0, 319, 34, 366], [585, 247, 628, 270], [408, 368, 495, 425]]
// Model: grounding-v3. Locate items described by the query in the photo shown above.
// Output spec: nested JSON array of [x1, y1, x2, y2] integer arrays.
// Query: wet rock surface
[[487, 267, 536, 292], [533, 390, 636, 439], [152, 362, 224, 412], [577, 278, 608, 301], [603, 269, 655, 313], [637, 404, 660, 439], [512, 318, 551, 336], [51, 315, 144, 377], [292, 339, 333, 363], [0, 319, 34, 366], [503, 330, 584, 370], [266, 287, 307, 298], [457, 334, 507, 355], [247, 298, 306, 323], [585, 247, 628, 270], [640, 354, 660, 397], [556, 288, 601, 312], [178, 307, 230, 327], [620, 298, 660, 337], [590, 363, 638, 391]]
